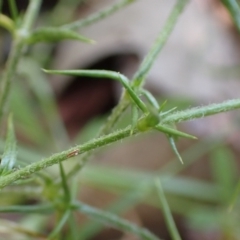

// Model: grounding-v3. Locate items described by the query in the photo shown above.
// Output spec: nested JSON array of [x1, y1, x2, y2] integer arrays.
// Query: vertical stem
[[132, 0, 189, 87], [9, 0, 18, 23], [22, 0, 42, 32], [0, 40, 23, 119], [0, 0, 42, 120]]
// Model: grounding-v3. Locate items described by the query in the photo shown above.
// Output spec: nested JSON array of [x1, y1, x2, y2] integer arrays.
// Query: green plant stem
[[155, 179, 182, 240], [132, 0, 189, 87], [0, 99, 240, 188], [62, 0, 136, 30], [0, 204, 53, 213], [0, 0, 42, 120], [73, 201, 160, 240], [0, 127, 136, 189], [21, 0, 42, 33], [60, 162, 71, 202], [161, 98, 240, 124], [0, 40, 22, 119], [49, 210, 71, 239]]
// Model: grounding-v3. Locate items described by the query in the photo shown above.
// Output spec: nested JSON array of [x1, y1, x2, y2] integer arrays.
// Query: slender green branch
[[21, 0, 42, 33], [1, 99, 240, 188], [0, 127, 136, 189], [161, 99, 240, 124], [132, 0, 189, 87], [62, 0, 136, 30], [49, 210, 71, 239], [0, 204, 53, 213], [0, 40, 23, 119], [73, 201, 160, 240], [0, 0, 42, 120], [155, 179, 182, 240]]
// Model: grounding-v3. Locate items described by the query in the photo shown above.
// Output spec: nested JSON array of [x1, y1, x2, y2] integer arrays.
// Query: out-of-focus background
[[1, 0, 240, 239]]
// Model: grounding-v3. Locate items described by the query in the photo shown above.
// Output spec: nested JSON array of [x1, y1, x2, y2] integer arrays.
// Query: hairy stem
[[161, 99, 240, 124], [62, 0, 136, 30], [1, 98, 240, 188], [0, 127, 136, 189], [133, 0, 189, 87]]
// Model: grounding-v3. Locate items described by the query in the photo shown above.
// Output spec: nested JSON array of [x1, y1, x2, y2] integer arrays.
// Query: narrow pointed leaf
[[141, 89, 159, 110], [49, 210, 71, 239], [25, 27, 94, 44], [155, 125, 196, 139], [159, 100, 168, 112], [168, 136, 183, 164], [155, 179, 182, 240], [44, 69, 148, 113], [1, 115, 17, 175]]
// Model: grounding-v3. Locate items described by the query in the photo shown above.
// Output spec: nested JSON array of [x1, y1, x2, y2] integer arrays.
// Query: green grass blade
[[9, 0, 18, 23], [210, 147, 237, 203], [73, 201, 160, 240], [155, 179, 182, 240]]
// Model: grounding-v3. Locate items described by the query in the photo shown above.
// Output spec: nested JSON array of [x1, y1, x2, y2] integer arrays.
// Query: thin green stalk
[[49, 210, 71, 239], [73, 201, 160, 240], [155, 179, 182, 240], [0, 126, 136, 189], [132, 0, 189, 87], [21, 0, 42, 33], [62, 0, 136, 30], [1, 99, 240, 188], [0, 0, 42, 120], [0, 204, 53, 213], [68, 213, 78, 240], [60, 162, 71, 202], [9, 0, 18, 23], [161, 98, 240, 124]]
